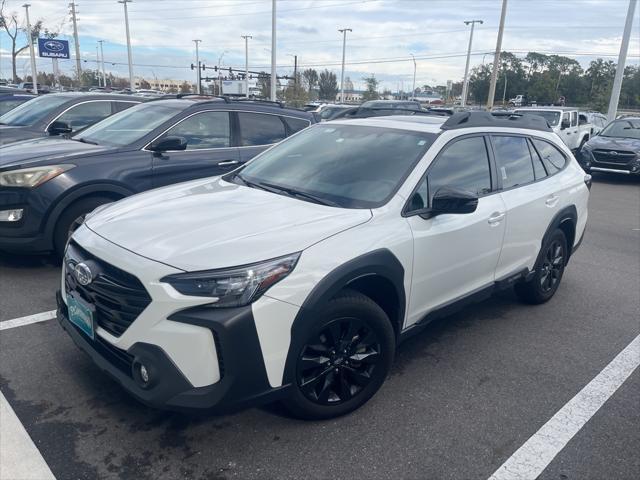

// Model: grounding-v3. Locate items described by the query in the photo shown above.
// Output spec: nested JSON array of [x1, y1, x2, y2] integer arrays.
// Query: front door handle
[[545, 194, 559, 207], [217, 159, 240, 166], [488, 212, 505, 225]]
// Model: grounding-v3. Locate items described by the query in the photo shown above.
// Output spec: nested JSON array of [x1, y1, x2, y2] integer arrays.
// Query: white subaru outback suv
[[57, 112, 590, 419]]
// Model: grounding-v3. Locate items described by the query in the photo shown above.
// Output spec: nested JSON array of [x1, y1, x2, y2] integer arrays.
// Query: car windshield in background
[[234, 124, 435, 208], [599, 119, 640, 140], [515, 110, 561, 126], [0, 95, 68, 126], [74, 102, 184, 147], [320, 106, 351, 120]]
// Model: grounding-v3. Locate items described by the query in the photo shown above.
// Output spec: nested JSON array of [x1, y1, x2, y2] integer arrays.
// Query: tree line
[[468, 51, 639, 110]]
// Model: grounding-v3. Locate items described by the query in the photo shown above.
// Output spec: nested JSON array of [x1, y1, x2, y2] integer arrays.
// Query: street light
[[410, 53, 417, 100], [98, 40, 107, 87], [241, 35, 252, 98], [461, 19, 483, 107], [338, 28, 352, 103], [22, 4, 38, 94], [218, 50, 229, 95], [192, 39, 202, 94], [118, 0, 134, 91]]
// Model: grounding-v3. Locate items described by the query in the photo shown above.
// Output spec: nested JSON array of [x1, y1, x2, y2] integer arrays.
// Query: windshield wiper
[[258, 181, 341, 207]]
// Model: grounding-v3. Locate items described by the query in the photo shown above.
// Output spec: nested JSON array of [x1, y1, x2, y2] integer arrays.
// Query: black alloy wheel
[[296, 317, 381, 405], [539, 238, 565, 293], [514, 228, 568, 304]]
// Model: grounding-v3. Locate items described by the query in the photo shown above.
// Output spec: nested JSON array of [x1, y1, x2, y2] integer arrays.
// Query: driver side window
[[160, 111, 230, 150], [409, 136, 492, 211]]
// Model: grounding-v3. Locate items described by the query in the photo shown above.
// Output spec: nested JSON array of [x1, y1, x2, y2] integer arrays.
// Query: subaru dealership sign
[[38, 38, 70, 59]]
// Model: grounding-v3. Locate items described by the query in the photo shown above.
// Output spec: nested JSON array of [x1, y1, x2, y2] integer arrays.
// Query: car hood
[[0, 125, 43, 146], [586, 135, 640, 151], [0, 137, 114, 169], [86, 177, 372, 272]]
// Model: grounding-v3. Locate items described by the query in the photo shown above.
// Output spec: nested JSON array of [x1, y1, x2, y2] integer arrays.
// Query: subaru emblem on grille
[[74, 262, 93, 286], [610, 151, 618, 156]]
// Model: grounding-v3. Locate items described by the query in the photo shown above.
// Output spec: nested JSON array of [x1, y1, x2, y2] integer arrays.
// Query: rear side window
[[56, 101, 113, 131], [282, 116, 310, 135], [492, 135, 535, 189], [421, 136, 492, 206], [527, 139, 547, 180], [238, 112, 286, 146], [531, 138, 567, 174]]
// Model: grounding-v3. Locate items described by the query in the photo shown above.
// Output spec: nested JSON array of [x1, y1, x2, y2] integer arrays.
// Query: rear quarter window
[[282, 116, 310, 135], [531, 138, 567, 174]]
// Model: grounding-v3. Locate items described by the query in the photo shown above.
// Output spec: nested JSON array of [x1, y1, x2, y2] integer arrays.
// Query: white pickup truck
[[514, 107, 592, 151]]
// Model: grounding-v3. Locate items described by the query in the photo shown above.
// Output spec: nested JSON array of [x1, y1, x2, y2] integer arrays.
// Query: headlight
[[0, 165, 74, 188], [160, 252, 301, 307]]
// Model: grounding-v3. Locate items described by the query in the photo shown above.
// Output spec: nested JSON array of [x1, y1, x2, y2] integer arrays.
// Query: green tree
[[318, 69, 338, 101], [361, 75, 379, 101], [302, 68, 319, 93]]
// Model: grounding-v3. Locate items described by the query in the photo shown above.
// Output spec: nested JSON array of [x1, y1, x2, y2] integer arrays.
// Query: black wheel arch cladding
[[282, 248, 405, 385], [541, 205, 578, 265]]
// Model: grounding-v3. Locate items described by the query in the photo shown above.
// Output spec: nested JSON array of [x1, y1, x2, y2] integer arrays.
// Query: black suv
[[0, 92, 142, 145], [0, 96, 314, 256], [578, 116, 640, 175]]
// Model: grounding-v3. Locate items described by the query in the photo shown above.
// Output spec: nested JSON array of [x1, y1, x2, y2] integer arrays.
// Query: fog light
[[0, 209, 23, 222], [139, 364, 150, 383]]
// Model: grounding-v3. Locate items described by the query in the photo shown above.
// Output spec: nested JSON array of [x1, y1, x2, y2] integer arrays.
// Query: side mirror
[[48, 120, 73, 136], [561, 119, 570, 130], [406, 187, 478, 219], [149, 136, 187, 152], [431, 187, 479, 215]]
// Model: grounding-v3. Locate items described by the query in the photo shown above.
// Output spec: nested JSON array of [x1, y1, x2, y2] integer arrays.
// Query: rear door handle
[[488, 212, 505, 225], [545, 194, 559, 207], [217, 159, 240, 166]]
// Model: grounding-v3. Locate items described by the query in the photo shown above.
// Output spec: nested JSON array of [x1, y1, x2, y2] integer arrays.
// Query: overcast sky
[[1, 0, 638, 91]]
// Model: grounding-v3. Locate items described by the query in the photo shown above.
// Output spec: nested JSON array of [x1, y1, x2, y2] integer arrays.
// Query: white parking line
[[488, 334, 640, 480], [0, 392, 56, 480], [0, 310, 56, 331]]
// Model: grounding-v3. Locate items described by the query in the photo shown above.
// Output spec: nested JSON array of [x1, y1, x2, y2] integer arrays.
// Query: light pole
[[270, 0, 277, 101], [410, 53, 416, 100], [96, 44, 101, 86], [218, 51, 228, 96], [338, 27, 352, 103], [502, 63, 508, 105], [241, 35, 252, 98], [69, 2, 82, 78], [487, 0, 508, 109], [22, 4, 38, 94], [461, 19, 482, 107], [607, 0, 637, 121], [118, 0, 134, 91], [192, 39, 202, 94], [98, 40, 107, 87]]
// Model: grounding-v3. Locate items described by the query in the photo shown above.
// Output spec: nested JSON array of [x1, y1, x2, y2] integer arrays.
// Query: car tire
[[514, 228, 568, 305], [53, 196, 113, 258], [283, 289, 395, 420]]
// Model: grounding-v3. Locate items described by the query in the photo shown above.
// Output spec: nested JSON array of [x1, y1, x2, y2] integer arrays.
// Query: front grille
[[592, 149, 636, 166], [64, 241, 151, 337]]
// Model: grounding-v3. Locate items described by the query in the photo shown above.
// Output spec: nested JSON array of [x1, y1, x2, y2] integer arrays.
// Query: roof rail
[[175, 93, 231, 102], [441, 111, 552, 132], [234, 98, 285, 108]]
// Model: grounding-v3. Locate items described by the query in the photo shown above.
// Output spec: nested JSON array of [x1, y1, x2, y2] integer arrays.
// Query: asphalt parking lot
[[0, 174, 638, 480]]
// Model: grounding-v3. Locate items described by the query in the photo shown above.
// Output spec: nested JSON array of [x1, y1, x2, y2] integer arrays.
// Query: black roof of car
[[44, 92, 143, 101], [442, 111, 553, 132], [143, 95, 314, 117]]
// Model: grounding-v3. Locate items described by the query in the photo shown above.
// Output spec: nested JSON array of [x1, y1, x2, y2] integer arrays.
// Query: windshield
[[233, 124, 435, 208], [320, 106, 350, 120], [515, 110, 561, 126], [0, 95, 68, 126], [599, 119, 640, 140], [74, 102, 184, 147]]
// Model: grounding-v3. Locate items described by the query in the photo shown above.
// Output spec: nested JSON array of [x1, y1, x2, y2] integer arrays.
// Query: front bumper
[[57, 290, 290, 411], [579, 149, 640, 175]]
